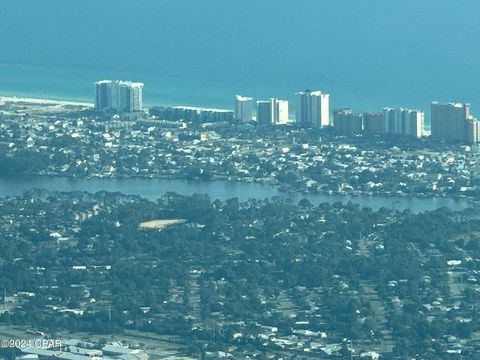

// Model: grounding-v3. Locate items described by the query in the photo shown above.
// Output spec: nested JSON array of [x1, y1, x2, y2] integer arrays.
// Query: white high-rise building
[[383, 107, 402, 134], [256, 98, 289, 125], [383, 107, 424, 137], [295, 90, 330, 127], [274, 99, 289, 125], [95, 80, 144, 112], [402, 109, 424, 138], [234, 95, 253, 122]]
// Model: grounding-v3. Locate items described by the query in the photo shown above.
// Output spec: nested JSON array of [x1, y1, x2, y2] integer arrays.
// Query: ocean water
[[1, 0, 480, 119]]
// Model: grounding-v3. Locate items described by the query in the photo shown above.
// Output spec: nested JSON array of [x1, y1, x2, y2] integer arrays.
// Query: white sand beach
[[0, 95, 94, 107]]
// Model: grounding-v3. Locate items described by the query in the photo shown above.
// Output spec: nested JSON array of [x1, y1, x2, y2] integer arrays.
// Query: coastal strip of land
[[1, 95, 94, 107]]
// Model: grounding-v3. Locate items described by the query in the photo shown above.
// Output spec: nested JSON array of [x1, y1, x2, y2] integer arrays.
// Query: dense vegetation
[[1, 191, 480, 358]]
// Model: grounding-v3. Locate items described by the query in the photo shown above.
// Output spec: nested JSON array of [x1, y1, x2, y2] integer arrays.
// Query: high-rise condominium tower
[[95, 80, 144, 112], [333, 108, 363, 136], [383, 108, 424, 138], [295, 90, 330, 127], [256, 98, 289, 125], [333, 108, 423, 138], [402, 109, 424, 138], [234, 95, 253, 122], [431, 102, 479, 143]]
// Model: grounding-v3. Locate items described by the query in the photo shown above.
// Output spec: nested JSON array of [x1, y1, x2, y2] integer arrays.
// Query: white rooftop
[[295, 90, 329, 96], [235, 95, 252, 101], [173, 105, 232, 112], [95, 80, 144, 87]]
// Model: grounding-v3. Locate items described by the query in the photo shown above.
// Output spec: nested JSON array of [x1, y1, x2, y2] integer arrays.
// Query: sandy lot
[[139, 219, 185, 229]]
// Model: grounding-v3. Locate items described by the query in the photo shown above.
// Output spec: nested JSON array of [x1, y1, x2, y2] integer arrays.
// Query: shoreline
[[0, 91, 234, 112], [0, 173, 474, 204], [1, 95, 94, 107], [1, 91, 432, 127]]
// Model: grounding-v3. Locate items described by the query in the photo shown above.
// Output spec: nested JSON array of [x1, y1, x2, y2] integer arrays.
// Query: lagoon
[[0, 176, 471, 213]]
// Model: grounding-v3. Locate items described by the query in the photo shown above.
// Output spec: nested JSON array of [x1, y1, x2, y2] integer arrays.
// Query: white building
[[402, 109, 424, 138], [95, 80, 144, 112], [383, 107, 401, 134], [383, 107, 424, 138], [234, 95, 253, 122], [295, 90, 330, 127], [275, 99, 289, 125], [256, 98, 289, 125]]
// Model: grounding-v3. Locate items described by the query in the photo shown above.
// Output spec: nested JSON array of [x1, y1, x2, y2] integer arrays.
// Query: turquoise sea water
[[1, 0, 480, 118]]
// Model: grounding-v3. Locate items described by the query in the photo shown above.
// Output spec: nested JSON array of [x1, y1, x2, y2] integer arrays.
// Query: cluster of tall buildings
[[333, 108, 424, 138], [232, 89, 480, 145], [92, 79, 480, 144], [234, 91, 480, 145], [234, 90, 330, 127], [295, 90, 330, 127], [256, 98, 289, 125], [234, 95, 289, 125], [333, 102, 480, 144], [95, 80, 144, 113], [431, 102, 479, 143]]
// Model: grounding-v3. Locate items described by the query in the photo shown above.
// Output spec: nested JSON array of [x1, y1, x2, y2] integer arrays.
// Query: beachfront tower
[[431, 102, 474, 142], [256, 98, 289, 125], [295, 90, 330, 127], [402, 109, 424, 138], [95, 80, 112, 110], [234, 95, 253, 122], [333, 108, 363, 136], [256, 100, 273, 125], [274, 99, 289, 125], [95, 80, 144, 112]]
